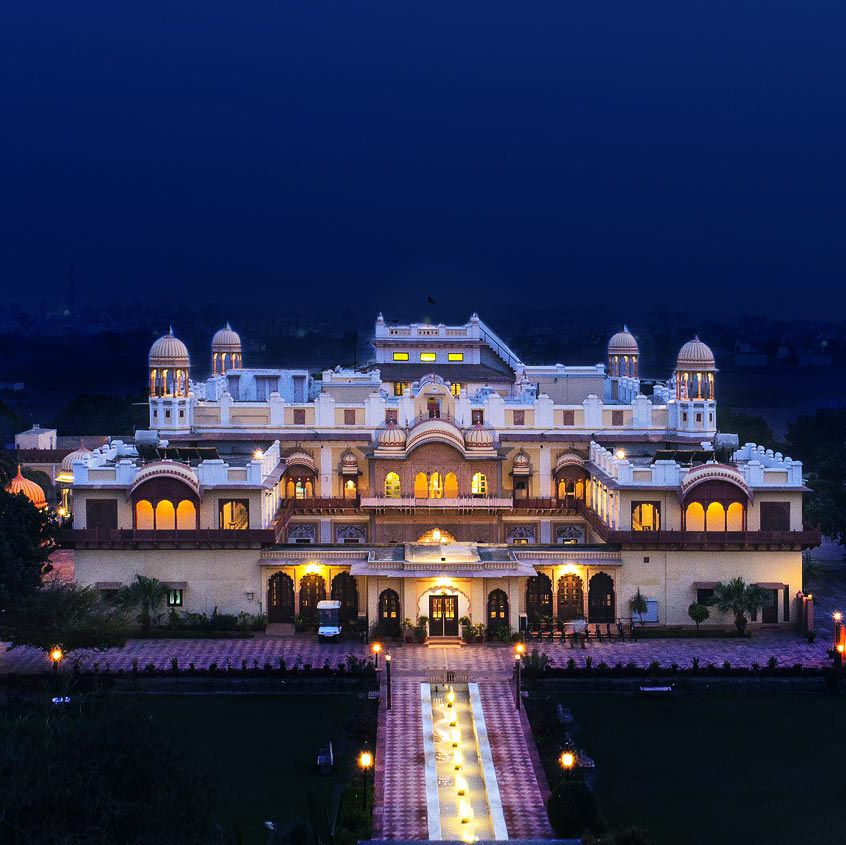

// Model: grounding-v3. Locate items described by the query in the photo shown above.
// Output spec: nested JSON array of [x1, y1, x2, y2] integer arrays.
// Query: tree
[[687, 602, 710, 633], [120, 574, 170, 632], [0, 581, 130, 655], [717, 407, 776, 449], [52, 392, 148, 437], [0, 488, 56, 612], [0, 695, 215, 843], [709, 577, 765, 636], [547, 778, 604, 838], [785, 408, 846, 471], [630, 588, 648, 627]]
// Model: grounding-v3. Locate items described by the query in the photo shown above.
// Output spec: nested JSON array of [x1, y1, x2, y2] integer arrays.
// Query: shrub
[[687, 602, 710, 632], [547, 778, 603, 838]]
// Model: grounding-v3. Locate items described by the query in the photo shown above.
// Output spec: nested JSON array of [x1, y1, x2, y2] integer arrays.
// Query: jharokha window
[[450, 382, 462, 397], [393, 382, 409, 397], [384, 472, 401, 498], [219, 499, 249, 530], [471, 472, 487, 497], [632, 502, 660, 531]]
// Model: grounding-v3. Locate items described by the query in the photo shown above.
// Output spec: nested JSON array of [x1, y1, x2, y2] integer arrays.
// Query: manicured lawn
[[540, 693, 846, 845], [146, 694, 360, 844]]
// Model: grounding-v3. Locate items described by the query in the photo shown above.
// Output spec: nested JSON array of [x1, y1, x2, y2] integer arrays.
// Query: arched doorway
[[526, 574, 553, 623], [588, 572, 615, 623], [331, 572, 359, 623], [487, 589, 509, 632], [267, 572, 295, 623], [299, 574, 326, 622], [557, 574, 584, 621], [378, 588, 401, 636]]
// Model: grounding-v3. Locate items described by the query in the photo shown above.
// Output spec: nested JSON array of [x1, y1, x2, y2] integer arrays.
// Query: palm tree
[[630, 588, 648, 627], [120, 575, 170, 633], [709, 577, 765, 636]]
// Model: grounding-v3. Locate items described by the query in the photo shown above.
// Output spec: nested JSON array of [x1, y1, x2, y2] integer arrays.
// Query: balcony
[[359, 494, 513, 510], [512, 497, 581, 513], [63, 528, 275, 549]]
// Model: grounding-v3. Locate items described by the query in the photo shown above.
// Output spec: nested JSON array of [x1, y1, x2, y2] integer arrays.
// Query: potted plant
[[413, 615, 429, 643], [402, 617, 415, 643]]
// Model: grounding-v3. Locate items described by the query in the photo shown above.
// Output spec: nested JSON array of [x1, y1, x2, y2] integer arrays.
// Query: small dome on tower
[[341, 449, 358, 469], [377, 422, 406, 449], [512, 450, 532, 475], [212, 323, 241, 351], [608, 326, 638, 355], [5, 466, 47, 509], [149, 327, 190, 368], [465, 423, 494, 449], [60, 440, 92, 477], [677, 336, 716, 370]]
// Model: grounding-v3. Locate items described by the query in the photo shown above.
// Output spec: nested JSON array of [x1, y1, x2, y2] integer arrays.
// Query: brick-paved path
[[1, 630, 830, 674]]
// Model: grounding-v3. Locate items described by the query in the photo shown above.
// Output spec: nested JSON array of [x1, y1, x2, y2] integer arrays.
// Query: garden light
[[455, 774, 468, 795], [560, 750, 576, 770], [358, 750, 373, 769], [450, 728, 460, 747], [453, 749, 463, 770], [50, 647, 63, 663], [834, 611, 842, 622], [515, 642, 525, 655], [459, 799, 472, 823]]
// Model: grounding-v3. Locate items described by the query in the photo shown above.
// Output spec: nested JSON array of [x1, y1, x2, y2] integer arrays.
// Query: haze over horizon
[[1, 2, 844, 317]]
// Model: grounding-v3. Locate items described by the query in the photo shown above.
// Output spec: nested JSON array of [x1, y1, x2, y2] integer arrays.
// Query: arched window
[[685, 502, 705, 531], [135, 499, 154, 530], [429, 472, 443, 499], [471, 472, 487, 497], [299, 574, 326, 622], [588, 572, 615, 623], [414, 472, 428, 498], [514, 480, 528, 499], [705, 501, 725, 532], [526, 574, 553, 623], [487, 589, 509, 632], [385, 472, 401, 498], [267, 572, 295, 622], [331, 572, 359, 623], [378, 588, 401, 636], [726, 501, 745, 531], [575, 479, 585, 500], [557, 479, 566, 499], [444, 472, 458, 498], [176, 500, 196, 530], [557, 574, 584, 621], [343, 479, 357, 500], [155, 500, 175, 530]]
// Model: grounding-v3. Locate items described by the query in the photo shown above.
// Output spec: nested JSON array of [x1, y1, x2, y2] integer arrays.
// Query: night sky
[[1, 2, 844, 317]]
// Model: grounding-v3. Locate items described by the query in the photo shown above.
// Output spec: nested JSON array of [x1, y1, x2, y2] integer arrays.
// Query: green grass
[[145, 694, 360, 844], [540, 693, 846, 845]]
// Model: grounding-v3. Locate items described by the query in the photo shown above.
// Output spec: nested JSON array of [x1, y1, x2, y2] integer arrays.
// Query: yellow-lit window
[[444, 472, 458, 498], [451, 382, 462, 397], [471, 472, 487, 497], [220, 500, 249, 530], [393, 352, 409, 361], [448, 353, 464, 362], [385, 472, 401, 498], [632, 502, 659, 531], [414, 472, 428, 498], [429, 472, 443, 498], [420, 352, 436, 362], [393, 382, 408, 397]]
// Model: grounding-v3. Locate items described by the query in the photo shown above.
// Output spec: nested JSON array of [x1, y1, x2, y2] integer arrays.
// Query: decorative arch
[[267, 572, 295, 622], [385, 472, 401, 498], [526, 573, 553, 623], [555, 464, 589, 504], [588, 572, 615, 623], [378, 588, 401, 636], [705, 501, 726, 531], [155, 500, 175, 530], [429, 472, 443, 499], [444, 472, 458, 498], [135, 499, 154, 530], [175, 499, 197, 530], [343, 479, 357, 500], [685, 501, 705, 531], [557, 574, 584, 621], [414, 472, 428, 499], [487, 589, 509, 632], [417, 527, 456, 544], [330, 572, 359, 623]]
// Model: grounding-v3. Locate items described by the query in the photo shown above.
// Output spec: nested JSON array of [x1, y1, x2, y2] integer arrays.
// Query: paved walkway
[[1, 630, 831, 674]]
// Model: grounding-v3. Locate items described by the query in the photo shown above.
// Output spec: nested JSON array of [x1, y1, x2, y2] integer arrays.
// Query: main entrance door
[[761, 588, 779, 623], [429, 595, 459, 637]]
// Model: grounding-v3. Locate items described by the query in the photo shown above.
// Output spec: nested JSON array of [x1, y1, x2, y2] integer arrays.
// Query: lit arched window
[[444, 472, 458, 498], [429, 472, 443, 499], [414, 472, 428, 498], [385, 472, 401, 498], [176, 500, 196, 530], [685, 502, 705, 531], [471, 472, 487, 496], [705, 501, 725, 531], [155, 499, 176, 530], [135, 499, 154, 530], [575, 479, 585, 500], [726, 501, 744, 531], [343, 479, 357, 500]]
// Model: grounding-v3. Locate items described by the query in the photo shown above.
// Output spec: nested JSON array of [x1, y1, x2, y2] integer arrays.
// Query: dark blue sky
[[1, 2, 844, 317]]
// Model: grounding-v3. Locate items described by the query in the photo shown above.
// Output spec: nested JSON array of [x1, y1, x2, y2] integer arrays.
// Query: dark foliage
[[52, 392, 148, 437], [547, 778, 603, 838]]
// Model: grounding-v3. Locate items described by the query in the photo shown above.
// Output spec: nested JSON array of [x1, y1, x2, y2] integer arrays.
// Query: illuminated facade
[[64, 315, 817, 633]]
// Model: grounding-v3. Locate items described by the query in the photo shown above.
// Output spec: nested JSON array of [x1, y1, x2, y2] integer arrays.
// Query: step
[[426, 636, 463, 647]]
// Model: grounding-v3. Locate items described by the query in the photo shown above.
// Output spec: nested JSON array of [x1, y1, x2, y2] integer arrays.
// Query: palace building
[[63, 314, 818, 635]]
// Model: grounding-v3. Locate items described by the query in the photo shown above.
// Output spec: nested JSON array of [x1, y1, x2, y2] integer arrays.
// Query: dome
[[5, 466, 47, 509], [465, 423, 494, 449], [677, 336, 716, 370], [512, 450, 532, 475], [212, 323, 241, 352], [340, 449, 359, 474], [149, 327, 190, 368], [59, 440, 92, 479], [377, 422, 406, 449], [608, 326, 638, 355]]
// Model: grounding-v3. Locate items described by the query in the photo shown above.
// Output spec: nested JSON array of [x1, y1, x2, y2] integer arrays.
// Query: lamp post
[[514, 651, 521, 710], [515, 642, 526, 656], [559, 747, 577, 782], [358, 747, 373, 810], [834, 612, 843, 670], [385, 653, 392, 710], [371, 641, 382, 669], [50, 646, 63, 677]]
